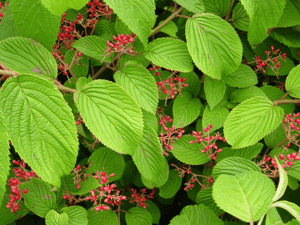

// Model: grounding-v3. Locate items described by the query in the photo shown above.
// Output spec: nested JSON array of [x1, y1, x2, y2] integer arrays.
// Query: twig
[[225, 0, 235, 21]]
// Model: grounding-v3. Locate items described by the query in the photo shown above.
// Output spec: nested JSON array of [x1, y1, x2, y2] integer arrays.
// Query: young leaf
[[286, 64, 300, 98], [240, 0, 285, 46], [271, 201, 300, 222], [273, 157, 288, 202], [0, 37, 57, 78], [159, 169, 182, 199], [204, 76, 226, 110], [114, 64, 158, 114], [60, 206, 88, 225], [40, 0, 88, 16], [125, 207, 152, 225], [74, 79, 143, 155], [87, 207, 118, 225], [0, 75, 79, 187], [104, 0, 156, 47], [173, 91, 202, 128], [171, 135, 210, 165], [45, 210, 68, 225], [186, 13, 242, 79], [224, 96, 284, 149], [213, 171, 276, 222], [10, 0, 61, 51], [144, 38, 193, 72], [86, 147, 125, 182], [20, 178, 57, 218]]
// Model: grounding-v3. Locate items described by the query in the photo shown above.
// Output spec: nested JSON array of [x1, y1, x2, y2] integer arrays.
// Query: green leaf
[[20, 178, 57, 218], [159, 169, 182, 199], [114, 64, 158, 114], [204, 76, 226, 110], [223, 64, 258, 88], [86, 147, 125, 182], [224, 96, 284, 149], [40, 0, 89, 16], [216, 143, 263, 162], [0, 5, 18, 41], [273, 157, 288, 202], [60, 206, 88, 225], [202, 103, 229, 133], [0, 75, 78, 187], [64, 49, 89, 79], [179, 71, 201, 97], [265, 57, 295, 76], [10, 0, 61, 51], [240, 0, 286, 46], [174, 0, 205, 14], [155, 20, 179, 38], [142, 110, 158, 133], [286, 160, 300, 181], [172, 135, 210, 165], [173, 91, 202, 128], [277, 0, 300, 27], [0, 37, 57, 78], [170, 215, 190, 224], [132, 125, 168, 181], [265, 207, 284, 225], [232, 2, 250, 31], [196, 187, 214, 205], [213, 171, 276, 222], [272, 201, 300, 222], [288, 176, 299, 191], [62, 174, 100, 195], [125, 207, 152, 225], [144, 200, 161, 224], [212, 157, 261, 180], [94, 20, 117, 36], [0, 109, 10, 208], [285, 219, 300, 225], [230, 86, 266, 104], [264, 124, 289, 148], [271, 28, 300, 48], [87, 207, 118, 225], [105, 0, 156, 47], [72, 36, 112, 62], [46, 210, 68, 225], [144, 38, 193, 72], [286, 64, 300, 98], [186, 13, 242, 79], [260, 85, 295, 114], [74, 79, 143, 155]]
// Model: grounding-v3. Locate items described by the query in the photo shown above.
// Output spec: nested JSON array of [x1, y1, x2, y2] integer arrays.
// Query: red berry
[[76, 184, 80, 189], [270, 46, 274, 51], [78, 52, 82, 57], [23, 189, 28, 194], [63, 194, 69, 199], [76, 120, 81, 125], [279, 154, 284, 160], [76, 165, 81, 170]]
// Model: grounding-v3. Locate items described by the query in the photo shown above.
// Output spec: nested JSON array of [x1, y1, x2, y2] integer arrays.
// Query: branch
[[225, 0, 235, 21], [55, 84, 76, 93], [0, 70, 18, 76], [273, 99, 300, 106]]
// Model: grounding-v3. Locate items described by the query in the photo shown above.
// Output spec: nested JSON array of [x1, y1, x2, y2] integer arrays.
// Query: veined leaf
[[144, 38, 193, 72], [277, 0, 300, 27], [204, 76, 226, 110], [286, 64, 300, 98], [87, 207, 118, 225], [202, 0, 231, 17], [202, 104, 229, 133], [155, 20, 179, 38], [64, 49, 89, 79], [271, 201, 300, 222], [230, 86, 266, 104], [0, 75, 79, 187], [46, 210, 68, 225], [62, 174, 100, 195], [174, 0, 205, 14], [186, 13, 242, 79], [125, 207, 152, 225], [159, 169, 182, 199], [213, 171, 275, 222], [41, 0, 89, 16], [144, 200, 161, 224], [179, 71, 201, 97], [224, 96, 284, 149], [60, 206, 88, 225], [0, 37, 57, 78], [232, 2, 250, 31], [74, 79, 143, 155], [0, 5, 19, 41]]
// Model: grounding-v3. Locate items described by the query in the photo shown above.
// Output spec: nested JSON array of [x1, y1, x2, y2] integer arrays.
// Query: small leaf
[[213, 171, 276, 222], [173, 91, 202, 128], [271, 201, 300, 222], [125, 207, 152, 225], [60, 206, 88, 225], [87, 207, 118, 225], [94, 20, 117, 36], [265, 56, 295, 76], [74, 79, 143, 155], [159, 169, 182, 199], [286, 64, 300, 98], [144, 38, 193, 72], [224, 96, 284, 149], [155, 20, 179, 38], [174, 0, 205, 14], [186, 13, 242, 79], [204, 76, 226, 110], [45, 210, 68, 225], [179, 71, 201, 97]]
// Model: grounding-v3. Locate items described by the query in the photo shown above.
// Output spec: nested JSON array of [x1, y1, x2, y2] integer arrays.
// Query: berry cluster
[[283, 113, 300, 131], [264, 151, 300, 171], [86, 0, 113, 23], [129, 188, 155, 208], [158, 114, 184, 155], [188, 125, 225, 160]]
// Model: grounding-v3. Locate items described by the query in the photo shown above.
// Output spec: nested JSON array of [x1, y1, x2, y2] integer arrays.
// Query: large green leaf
[[86, 147, 125, 182], [74, 79, 143, 155], [20, 178, 57, 218], [174, 0, 205, 14], [0, 75, 78, 187], [186, 13, 242, 79], [159, 169, 182, 199], [133, 125, 168, 181], [40, 0, 88, 16], [0, 37, 57, 78], [0, 109, 10, 208], [172, 135, 210, 165], [10, 0, 61, 51], [60, 206, 88, 225], [224, 96, 284, 149], [272, 201, 300, 222], [114, 64, 158, 114], [105, 0, 156, 47], [144, 38, 193, 72], [240, 0, 286, 46], [46, 210, 68, 225], [286, 64, 300, 98], [204, 76, 226, 110], [87, 207, 118, 225], [173, 91, 202, 128], [213, 171, 275, 222], [277, 0, 300, 27], [125, 207, 152, 225]]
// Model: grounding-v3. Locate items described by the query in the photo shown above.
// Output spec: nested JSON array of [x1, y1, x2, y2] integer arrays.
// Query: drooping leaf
[[273, 157, 288, 202], [0, 37, 57, 78], [173, 91, 202, 128], [0, 75, 79, 187], [232, 2, 250, 31], [74, 79, 143, 155], [159, 169, 182, 199], [286, 63, 300, 98], [40, 0, 89, 16], [45, 210, 68, 225], [105, 0, 156, 47], [224, 96, 284, 149], [114, 64, 158, 114], [125, 207, 152, 225], [204, 76, 226, 110], [174, 0, 205, 14], [271, 201, 300, 222], [186, 13, 242, 79], [10, 0, 61, 51], [277, 0, 300, 28], [213, 171, 275, 222], [240, 0, 286, 46], [60, 206, 88, 225], [144, 38, 193, 72], [20, 178, 57, 218], [87, 207, 118, 225]]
